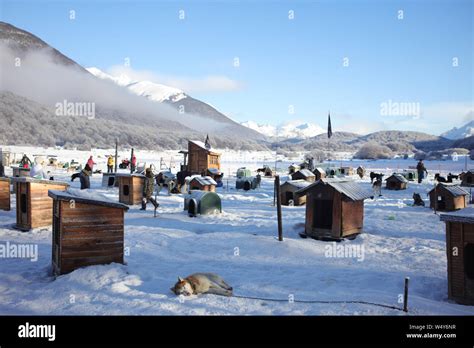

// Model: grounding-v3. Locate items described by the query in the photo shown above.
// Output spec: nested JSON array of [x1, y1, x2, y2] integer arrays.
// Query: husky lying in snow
[[171, 273, 233, 297]]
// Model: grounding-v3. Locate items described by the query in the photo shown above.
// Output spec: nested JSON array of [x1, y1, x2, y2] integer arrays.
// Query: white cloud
[[106, 65, 241, 93]]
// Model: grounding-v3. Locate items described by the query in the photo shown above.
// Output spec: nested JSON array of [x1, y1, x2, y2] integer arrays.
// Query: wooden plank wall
[[0, 179, 10, 211], [53, 200, 124, 275], [447, 222, 465, 300], [30, 183, 69, 229]]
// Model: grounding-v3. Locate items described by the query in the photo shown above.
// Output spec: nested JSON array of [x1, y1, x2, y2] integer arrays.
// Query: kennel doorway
[[313, 199, 333, 230]]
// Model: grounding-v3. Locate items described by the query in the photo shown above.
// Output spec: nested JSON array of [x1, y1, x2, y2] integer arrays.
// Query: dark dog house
[[102, 173, 119, 188], [280, 180, 312, 206], [291, 169, 316, 182], [0, 177, 11, 211], [48, 189, 129, 275], [184, 190, 222, 216], [461, 170, 474, 187], [11, 177, 69, 231], [440, 207, 474, 305], [429, 183, 468, 212], [116, 174, 145, 205], [385, 174, 408, 190], [296, 178, 372, 240], [236, 177, 258, 191]]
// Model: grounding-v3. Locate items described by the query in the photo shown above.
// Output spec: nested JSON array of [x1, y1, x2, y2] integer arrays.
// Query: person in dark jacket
[[79, 164, 92, 190], [141, 167, 159, 211], [416, 159, 428, 183]]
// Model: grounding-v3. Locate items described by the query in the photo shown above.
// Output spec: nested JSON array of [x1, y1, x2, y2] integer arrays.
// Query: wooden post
[[275, 175, 283, 241], [403, 277, 409, 312], [114, 138, 118, 173], [130, 148, 134, 174]]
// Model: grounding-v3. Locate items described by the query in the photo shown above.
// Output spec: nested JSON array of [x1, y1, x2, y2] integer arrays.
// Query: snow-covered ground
[[0, 146, 473, 315]]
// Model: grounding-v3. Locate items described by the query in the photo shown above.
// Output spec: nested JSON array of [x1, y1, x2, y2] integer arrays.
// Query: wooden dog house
[[288, 164, 300, 175], [102, 173, 119, 188], [184, 191, 222, 216], [339, 167, 354, 176], [0, 177, 11, 211], [11, 177, 69, 231], [440, 207, 474, 305], [461, 170, 474, 187], [280, 180, 312, 206], [291, 169, 316, 182], [429, 183, 468, 212], [48, 189, 129, 275], [116, 174, 145, 205], [313, 167, 326, 181], [189, 176, 217, 192], [385, 174, 408, 190], [296, 178, 372, 240], [400, 169, 417, 181]]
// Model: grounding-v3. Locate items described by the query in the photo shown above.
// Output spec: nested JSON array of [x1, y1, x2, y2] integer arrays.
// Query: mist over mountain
[[0, 22, 267, 150]]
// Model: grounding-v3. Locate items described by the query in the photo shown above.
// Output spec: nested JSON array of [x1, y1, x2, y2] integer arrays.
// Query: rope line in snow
[[232, 295, 404, 312]]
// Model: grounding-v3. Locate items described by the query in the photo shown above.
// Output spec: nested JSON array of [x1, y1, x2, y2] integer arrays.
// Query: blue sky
[[1, 0, 473, 135]]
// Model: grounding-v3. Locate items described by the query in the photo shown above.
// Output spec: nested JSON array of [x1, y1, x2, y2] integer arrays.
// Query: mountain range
[[0, 21, 472, 155]]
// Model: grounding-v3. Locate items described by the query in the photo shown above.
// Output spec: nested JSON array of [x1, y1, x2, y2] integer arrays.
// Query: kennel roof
[[440, 207, 474, 224], [296, 177, 372, 201], [429, 183, 469, 197]]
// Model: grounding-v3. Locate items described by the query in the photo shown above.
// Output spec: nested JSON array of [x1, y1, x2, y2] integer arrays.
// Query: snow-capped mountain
[[441, 119, 474, 140], [241, 120, 325, 139], [87, 67, 187, 103]]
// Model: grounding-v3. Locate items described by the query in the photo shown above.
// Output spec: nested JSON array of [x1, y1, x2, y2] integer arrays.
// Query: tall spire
[[204, 134, 211, 150], [327, 111, 333, 139]]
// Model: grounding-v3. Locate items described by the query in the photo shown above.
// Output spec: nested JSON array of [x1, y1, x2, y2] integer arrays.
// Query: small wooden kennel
[[49, 190, 129, 275], [116, 174, 145, 205], [440, 207, 474, 305], [11, 177, 69, 231]]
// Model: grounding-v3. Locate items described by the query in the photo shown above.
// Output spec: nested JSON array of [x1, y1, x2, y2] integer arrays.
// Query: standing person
[[140, 167, 159, 211], [86, 156, 96, 172], [416, 159, 428, 184], [30, 158, 47, 179], [79, 164, 92, 190], [20, 154, 32, 169], [131, 154, 137, 173], [107, 155, 114, 173]]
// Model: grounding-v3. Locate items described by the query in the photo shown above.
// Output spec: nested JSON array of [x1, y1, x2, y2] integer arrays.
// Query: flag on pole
[[327, 112, 333, 139]]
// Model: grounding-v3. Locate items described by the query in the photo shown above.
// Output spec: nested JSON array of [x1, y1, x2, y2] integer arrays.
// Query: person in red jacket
[[86, 156, 96, 172]]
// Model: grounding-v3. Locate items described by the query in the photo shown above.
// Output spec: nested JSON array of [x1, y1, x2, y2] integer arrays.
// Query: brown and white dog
[[171, 273, 233, 297]]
